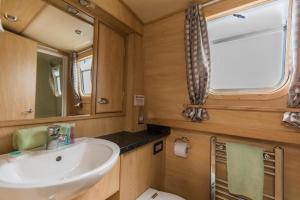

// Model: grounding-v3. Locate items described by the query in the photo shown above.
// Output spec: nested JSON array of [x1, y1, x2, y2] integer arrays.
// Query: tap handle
[[47, 125, 61, 137]]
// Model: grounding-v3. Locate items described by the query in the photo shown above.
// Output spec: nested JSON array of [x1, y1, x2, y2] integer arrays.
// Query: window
[[77, 56, 92, 96], [207, 0, 289, 92], [51, 66, 62, 97]]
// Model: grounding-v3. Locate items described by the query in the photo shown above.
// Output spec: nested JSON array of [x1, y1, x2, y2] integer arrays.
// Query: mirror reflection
[[0, 0, 94, 121]]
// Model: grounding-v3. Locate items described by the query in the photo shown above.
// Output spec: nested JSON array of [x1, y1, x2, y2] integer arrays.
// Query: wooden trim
[[77, 48, 93, 60], [145, 0, 271, 25], [183, 104, 300, 113], [205, 0, 273, 20], [0, 112, 125, 128], [122, 35, 129, 118], [37, 43, 69, 57], [91, 17, 99, 115], [147, 118, 300, 145]]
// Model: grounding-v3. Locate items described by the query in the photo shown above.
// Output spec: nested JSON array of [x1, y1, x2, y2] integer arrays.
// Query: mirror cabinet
[[0, 0, 126, 123]]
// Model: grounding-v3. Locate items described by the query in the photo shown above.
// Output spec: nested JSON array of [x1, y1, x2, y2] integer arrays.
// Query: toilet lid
[[157, 191, 185, 200], [137, 188, 185, 200]]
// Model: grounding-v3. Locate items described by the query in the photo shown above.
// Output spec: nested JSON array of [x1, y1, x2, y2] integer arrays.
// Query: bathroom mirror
[[0, 0, 94, 121]]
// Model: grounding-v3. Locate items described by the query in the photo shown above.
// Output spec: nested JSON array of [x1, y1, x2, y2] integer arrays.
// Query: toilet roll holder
[[174, 137, 191, 151], [175, 137, 190, 144]]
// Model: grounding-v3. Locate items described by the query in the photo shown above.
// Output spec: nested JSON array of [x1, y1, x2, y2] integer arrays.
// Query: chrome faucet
[[48, 125, 60, 138], [56, 135, 68, 148], [47, 125, 68, 149]]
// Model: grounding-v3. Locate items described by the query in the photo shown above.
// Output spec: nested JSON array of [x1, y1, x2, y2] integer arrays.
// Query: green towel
[[226, 143, 264, 200], [12, 126, 48, 150]]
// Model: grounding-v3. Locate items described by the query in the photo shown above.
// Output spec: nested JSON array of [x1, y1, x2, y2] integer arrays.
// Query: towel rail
[[216, 195, 230, 200], [210, 137, 284, 200], [215, 159, 276, 176], [216, 178, 275, 200]]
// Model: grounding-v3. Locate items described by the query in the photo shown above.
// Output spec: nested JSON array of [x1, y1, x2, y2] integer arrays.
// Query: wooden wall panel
[[165, 130, 211, 200], [165, 129, 300, 200], [125, 33, 146, 132]]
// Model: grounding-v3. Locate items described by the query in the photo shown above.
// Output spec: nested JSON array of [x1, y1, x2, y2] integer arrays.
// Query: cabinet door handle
[[98, 98, 109, 104], [22, 108, 33, 114]]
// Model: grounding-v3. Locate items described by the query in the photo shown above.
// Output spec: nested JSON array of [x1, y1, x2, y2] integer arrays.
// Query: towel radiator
[[210, 137, 284, 200]]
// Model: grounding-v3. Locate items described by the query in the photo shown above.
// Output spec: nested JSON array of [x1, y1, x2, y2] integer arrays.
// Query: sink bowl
[[0, 138, 120, 200]]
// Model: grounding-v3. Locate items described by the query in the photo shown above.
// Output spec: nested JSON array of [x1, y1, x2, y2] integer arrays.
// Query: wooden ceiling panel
[[0, 0, 46, 33], [121, 0, 209, 23]]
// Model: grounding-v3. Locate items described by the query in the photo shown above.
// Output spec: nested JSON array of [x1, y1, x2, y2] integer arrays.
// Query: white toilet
[[137, 188, 185, 200]]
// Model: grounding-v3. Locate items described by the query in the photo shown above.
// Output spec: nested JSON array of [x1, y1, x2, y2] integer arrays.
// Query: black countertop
[[97, 125, 170, 154]]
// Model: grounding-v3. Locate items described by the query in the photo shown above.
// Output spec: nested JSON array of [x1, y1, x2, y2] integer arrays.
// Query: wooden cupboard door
[[0, 31, 37, 121], [96, 23, 125, 113]]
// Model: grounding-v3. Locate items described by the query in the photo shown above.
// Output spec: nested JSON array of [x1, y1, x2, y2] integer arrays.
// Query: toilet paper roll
[[174, 141, 189, 158]]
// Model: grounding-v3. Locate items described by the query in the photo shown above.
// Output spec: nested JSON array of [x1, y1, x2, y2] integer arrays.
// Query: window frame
[[206, 0, 292, 100]]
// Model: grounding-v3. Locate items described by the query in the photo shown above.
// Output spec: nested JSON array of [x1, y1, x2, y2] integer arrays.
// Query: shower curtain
[[182, 3, 211, 122], [283, 0, 300, 129]]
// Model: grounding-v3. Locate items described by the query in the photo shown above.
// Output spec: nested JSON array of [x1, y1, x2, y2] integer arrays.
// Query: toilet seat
[[137, 188, 185, 200]]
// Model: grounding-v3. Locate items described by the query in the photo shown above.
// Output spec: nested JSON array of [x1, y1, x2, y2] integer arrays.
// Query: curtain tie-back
[[283, 112, 300, 129], [182, 106, 209, 121]]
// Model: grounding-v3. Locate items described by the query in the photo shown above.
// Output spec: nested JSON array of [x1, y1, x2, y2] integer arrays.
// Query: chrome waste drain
[[56, 156, 62, 162]]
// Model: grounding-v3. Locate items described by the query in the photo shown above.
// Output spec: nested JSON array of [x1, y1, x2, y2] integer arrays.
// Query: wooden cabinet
[[74, 158, 120, 200], [96, 23, 125, 114], [118, 140, 165, 200], [0, 31, 37, 121], [73, 139, 165, 200]]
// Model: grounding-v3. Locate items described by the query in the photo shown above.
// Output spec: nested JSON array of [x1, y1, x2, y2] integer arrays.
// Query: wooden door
[[96, 23, 125, 113], [0, 31, 37, 121]]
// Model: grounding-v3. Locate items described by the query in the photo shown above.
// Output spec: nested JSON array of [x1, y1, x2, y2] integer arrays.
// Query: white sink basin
[[0, 138, 120, 200]]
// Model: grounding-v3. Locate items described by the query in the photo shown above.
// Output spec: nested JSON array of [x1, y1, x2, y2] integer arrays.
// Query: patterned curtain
[[71, 52, 81, 107], [182, 3, 211, 122], [283, 0, 300, 129]]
